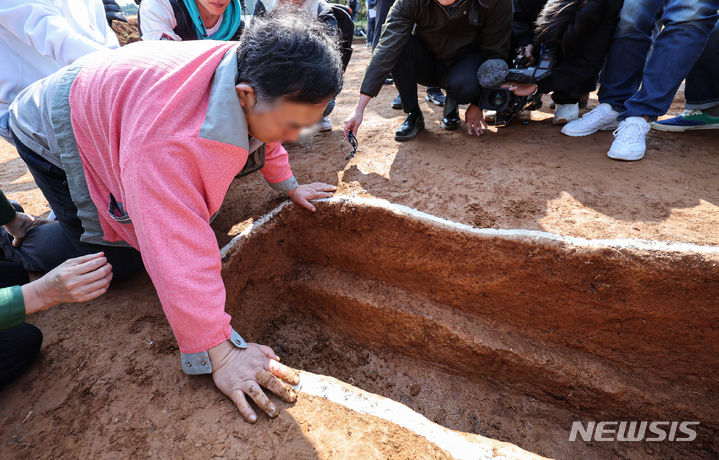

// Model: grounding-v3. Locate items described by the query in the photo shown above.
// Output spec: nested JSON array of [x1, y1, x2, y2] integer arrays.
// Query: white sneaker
[[607, 116, 650, 161], [317, 117, 332, 132], [561, 103, 619, 136], [553, 103, 579, 125]]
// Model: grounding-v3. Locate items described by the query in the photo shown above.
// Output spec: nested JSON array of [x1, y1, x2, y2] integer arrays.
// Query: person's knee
[[662, 0, 719, 26], [445, 70, 480, 104], [22, 324, 43, 358], [2, 324, 43, 366], [615, 0, 663, 38]]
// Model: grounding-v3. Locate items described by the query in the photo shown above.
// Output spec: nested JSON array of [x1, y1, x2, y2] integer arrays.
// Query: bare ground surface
[[1, 37, 718, 459]]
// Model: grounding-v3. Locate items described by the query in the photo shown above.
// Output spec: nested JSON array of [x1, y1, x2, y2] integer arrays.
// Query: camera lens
[[488, 90, 507, 109]]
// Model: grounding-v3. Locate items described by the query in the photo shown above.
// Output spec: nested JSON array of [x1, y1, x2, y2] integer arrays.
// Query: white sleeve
[[0, 0, 116, 66], [139, 0, 182, 41]]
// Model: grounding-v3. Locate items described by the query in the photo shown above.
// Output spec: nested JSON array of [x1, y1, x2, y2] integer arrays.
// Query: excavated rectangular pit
[[221, 197, 719, 459]]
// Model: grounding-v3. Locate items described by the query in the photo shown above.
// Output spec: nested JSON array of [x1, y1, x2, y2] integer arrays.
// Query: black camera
[[478, 49, 554, 127]]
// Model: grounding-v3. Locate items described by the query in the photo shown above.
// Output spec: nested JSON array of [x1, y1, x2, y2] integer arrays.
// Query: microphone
[[477, 59, 509, 88]]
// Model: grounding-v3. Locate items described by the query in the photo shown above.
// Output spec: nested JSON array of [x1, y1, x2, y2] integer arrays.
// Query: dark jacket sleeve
[[359, 0, 418, 97], [103, 0, 128, 25], [513, 0, 538, 48], [562, 0, 612, 57], [482, 0, 513, 60], [0, 190, 17, 226], [317, 1, 339, 31]]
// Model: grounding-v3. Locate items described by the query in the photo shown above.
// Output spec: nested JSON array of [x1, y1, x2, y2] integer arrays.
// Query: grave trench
[[221, 198, 719, 459]]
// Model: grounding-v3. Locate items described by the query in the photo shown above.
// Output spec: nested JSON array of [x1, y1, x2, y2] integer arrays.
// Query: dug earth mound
[[221, 197, 719, 459]]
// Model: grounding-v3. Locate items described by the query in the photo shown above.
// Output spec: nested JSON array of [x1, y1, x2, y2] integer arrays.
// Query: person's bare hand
[[209, 341, 300, 423], [288, 182, 336, 212], [501, 81, 538, 97], [2, 211, 49, 247], [343, 108, 364, 138], [523, 44, 536, 66], [343, 94, 371, 139], [465, 104, 488, 136], [23, 252, 113, 314]]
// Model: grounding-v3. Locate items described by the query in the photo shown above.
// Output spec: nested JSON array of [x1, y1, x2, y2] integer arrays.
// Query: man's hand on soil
[[465, 104, 488, 136], [209, 341, 300, 423], [288, 182, 336, 212]]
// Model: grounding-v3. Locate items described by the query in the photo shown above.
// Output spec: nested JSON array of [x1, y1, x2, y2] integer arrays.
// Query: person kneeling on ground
[[344, 0, 512, 141], [1, 190, 112, 389], [2, 10, 341, 422]]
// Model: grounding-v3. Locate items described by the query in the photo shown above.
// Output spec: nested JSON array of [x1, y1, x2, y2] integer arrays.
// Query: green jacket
[[360, 0, 513, 97], [1, 190, 26, 329], [0, 189, 16, 226], [0, 286, 25, 330]]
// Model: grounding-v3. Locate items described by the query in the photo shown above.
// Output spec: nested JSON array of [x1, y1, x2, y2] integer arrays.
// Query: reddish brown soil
[[1, 35, 718, 459], [222, 201, 719, 459]]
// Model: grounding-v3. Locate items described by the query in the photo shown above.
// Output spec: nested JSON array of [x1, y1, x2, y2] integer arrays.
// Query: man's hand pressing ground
[[288, 182, 336, 212], [209, 341, 300, 423]]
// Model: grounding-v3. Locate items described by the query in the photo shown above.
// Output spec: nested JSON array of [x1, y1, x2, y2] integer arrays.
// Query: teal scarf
[[183, 0, 242, 41]]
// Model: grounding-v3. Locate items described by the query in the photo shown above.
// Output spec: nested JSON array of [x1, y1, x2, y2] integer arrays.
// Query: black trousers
[[367, 16, 375, 45], [0, 261, 42, 389], [392, 35, 483, 114], [372, 0, 395, 50], [0, 132, 143, 278], [549, 10, 620, 104]]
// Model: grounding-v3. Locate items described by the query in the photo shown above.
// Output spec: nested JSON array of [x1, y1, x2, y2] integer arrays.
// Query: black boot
[[441, 109, 460, 131], [395, 110, 425, 141]]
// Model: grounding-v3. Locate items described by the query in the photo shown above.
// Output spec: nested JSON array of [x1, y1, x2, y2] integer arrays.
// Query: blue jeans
[[0, 131, 143, 279], [685, 19, 719, 109], [598, 0, 719, 119]]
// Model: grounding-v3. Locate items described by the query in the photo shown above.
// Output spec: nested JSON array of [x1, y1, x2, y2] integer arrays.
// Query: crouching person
[[2, 10, 341, 422], [515, 0, 623, 125], [344, 0, 512, 141]]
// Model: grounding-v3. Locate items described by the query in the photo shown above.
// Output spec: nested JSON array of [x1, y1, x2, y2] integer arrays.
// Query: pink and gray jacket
[[9, 40, 298, 372]]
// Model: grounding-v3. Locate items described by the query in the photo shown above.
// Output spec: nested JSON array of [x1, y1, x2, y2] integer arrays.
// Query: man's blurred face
[[436, 0, 459, 5], [236, 84, 329, 144]]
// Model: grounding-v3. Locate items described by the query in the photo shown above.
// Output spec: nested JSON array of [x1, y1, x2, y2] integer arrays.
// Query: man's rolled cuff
[[181, 328, 247, 375], [268, 175, 299, 193]]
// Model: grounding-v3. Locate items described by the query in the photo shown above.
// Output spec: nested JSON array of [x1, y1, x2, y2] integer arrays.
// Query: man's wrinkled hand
[[24, 252, 113, 314], [288, 182, 336, 212], [209, 342, 300, 423]]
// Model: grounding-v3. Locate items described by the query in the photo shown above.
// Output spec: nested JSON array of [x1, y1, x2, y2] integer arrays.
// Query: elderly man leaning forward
[[1, 10, 342, 422]]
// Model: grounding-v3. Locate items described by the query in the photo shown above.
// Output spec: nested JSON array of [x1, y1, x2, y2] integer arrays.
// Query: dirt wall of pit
[[221, 200, 719, 457]]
